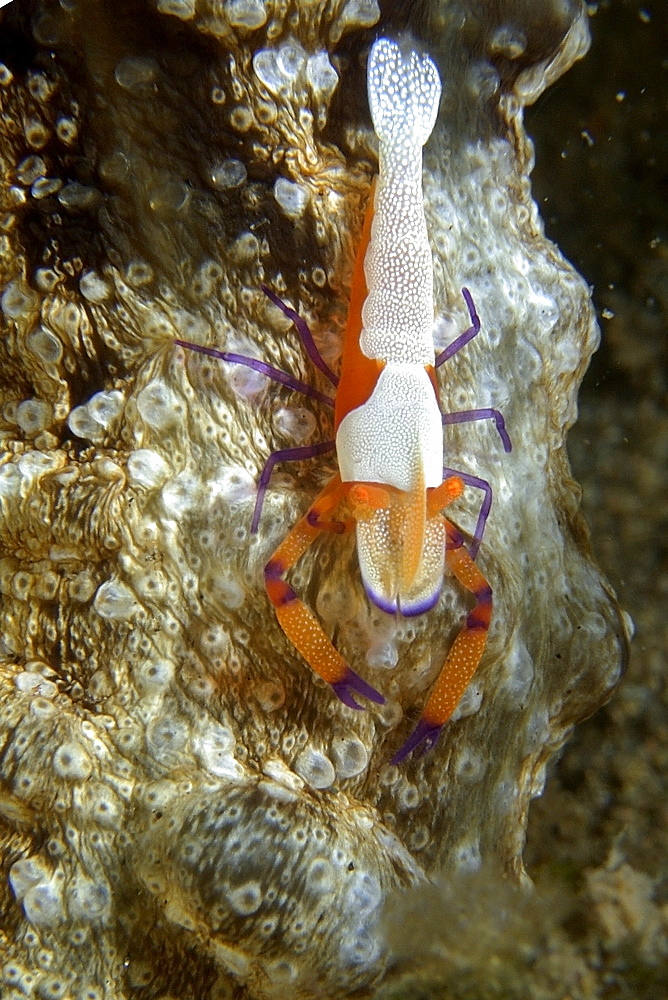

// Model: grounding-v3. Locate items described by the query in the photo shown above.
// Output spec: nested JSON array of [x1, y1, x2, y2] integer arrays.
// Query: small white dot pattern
[[337, 365, 443, 490], [362, 38, 442, 365]]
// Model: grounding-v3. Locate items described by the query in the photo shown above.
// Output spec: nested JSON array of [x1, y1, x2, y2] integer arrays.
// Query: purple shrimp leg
[[442, 408, 512, 454], [251, 441, 336, 533], [261, 285, 340, 387], [442, 467, 493, 561], [175, 340, 336, 531], [175, 340, 335, 408], [436, 287, 511, 450], [434, 287, 480, 367]]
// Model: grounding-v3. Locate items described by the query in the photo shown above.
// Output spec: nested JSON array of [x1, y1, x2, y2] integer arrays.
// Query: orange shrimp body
[[177, 38, 510, 763], [263, 39, 503, 762]]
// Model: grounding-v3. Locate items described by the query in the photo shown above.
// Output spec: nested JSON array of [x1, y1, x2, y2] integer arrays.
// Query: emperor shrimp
[[175, 37, 511, 763]]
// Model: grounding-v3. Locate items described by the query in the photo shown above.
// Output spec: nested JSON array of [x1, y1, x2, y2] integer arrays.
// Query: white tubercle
[[362, 37, 442, 365]]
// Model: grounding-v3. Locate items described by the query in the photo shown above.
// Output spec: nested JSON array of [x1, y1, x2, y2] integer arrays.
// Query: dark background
[[526, 0, 667, 934]]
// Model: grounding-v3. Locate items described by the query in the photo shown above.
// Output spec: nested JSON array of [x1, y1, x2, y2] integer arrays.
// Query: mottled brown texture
[[0, 1, 630, 998]]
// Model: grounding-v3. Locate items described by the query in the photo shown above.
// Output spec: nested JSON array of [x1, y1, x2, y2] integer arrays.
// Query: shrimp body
[[262, 37, 504, 761], [336, 39, 445, 616], [177, 37, 510, 762]]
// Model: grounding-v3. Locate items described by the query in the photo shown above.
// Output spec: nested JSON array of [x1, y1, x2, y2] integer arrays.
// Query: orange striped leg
[[264, 475, 385, 711], [391, 517, 492, 763]]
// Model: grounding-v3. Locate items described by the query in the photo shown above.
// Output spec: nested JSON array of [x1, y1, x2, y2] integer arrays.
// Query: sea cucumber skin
[[0, 3, 629, 999]]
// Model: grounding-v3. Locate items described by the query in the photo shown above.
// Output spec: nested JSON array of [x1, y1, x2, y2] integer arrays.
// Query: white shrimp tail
[[367, 37, 442, 147]]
